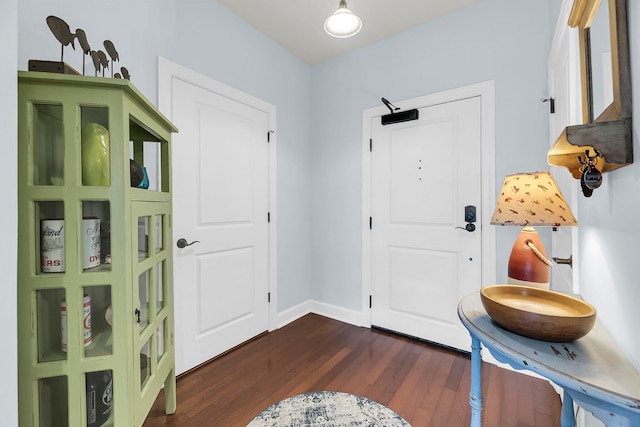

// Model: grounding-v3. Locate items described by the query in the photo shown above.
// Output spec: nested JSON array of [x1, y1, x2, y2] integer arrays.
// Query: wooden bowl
[[480, 285, 596, 342]]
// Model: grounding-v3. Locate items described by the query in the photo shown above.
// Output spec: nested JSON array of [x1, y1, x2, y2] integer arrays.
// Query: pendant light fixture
[[324, 0, 362, 38]]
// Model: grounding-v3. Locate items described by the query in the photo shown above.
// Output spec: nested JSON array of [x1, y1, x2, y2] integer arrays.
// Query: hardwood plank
[[143, 314, 561, 427]]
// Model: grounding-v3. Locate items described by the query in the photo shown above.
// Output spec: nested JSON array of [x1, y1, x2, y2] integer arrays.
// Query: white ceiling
[[216, 0, 479, 64]]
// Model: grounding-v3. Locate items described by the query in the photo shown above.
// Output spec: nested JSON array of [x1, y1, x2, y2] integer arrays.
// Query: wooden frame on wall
[[547, 0, 632, 186]]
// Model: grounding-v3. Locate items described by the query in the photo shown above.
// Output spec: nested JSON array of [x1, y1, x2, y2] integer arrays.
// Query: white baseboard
[[276, 299, 365, 329]]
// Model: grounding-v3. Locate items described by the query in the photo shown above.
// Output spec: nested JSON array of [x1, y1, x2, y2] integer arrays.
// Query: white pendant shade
[[324, 0, 362, 38]]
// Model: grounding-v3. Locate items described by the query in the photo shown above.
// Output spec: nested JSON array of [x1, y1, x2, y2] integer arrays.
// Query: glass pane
[[154, 215, 164, 253], [156, 319, 166, 363], [138, 270, 150, 330], [37, 201, 65, 274], [38, 376, 68, 427], [80, 107, 110, 187], [155, 262, 164, 314], [86, 370, 113, 426], [33, 104, 64, 186], [84, 285, 112, 358], [140, 339, 151, 389], [82, 201, 111, 271], [129, 117, 168, 192], [37, 288, 66, 362], [138, 216, 149, 260]]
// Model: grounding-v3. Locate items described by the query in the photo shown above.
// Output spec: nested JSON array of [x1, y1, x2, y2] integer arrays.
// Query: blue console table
[[458, 291, 640, 427]]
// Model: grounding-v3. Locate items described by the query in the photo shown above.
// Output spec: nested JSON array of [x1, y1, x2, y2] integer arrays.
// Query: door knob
[[176, 238, 200, 248]]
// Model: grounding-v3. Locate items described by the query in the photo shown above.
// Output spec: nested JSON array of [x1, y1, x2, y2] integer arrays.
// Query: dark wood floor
[[144, 314, 561, 426]]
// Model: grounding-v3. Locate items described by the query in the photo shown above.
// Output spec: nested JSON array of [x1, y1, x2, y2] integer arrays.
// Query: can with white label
[[82, 218, 101, 269], [41, 219, 65, 272]]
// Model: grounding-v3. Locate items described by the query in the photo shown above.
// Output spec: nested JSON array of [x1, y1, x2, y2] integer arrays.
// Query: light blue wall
[[17, 0, 314, 312], [6, 0, 639, 423], [578, 1, 640, 370], [309, 0, 554, 310], [1, 0, 18, 425]]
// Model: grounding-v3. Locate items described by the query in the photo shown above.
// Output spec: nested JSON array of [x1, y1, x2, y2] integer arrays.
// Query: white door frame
[[361, 81, 496, 326], [157, 57, 278, 331]]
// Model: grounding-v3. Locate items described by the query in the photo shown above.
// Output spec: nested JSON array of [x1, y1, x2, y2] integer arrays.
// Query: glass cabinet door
[[133, 204, 172, 400]]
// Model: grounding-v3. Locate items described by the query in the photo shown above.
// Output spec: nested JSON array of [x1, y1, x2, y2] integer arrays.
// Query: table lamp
[[490, 171, 578, 289]]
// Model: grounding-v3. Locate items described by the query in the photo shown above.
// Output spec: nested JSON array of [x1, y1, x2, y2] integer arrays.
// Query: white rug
[[246, 391, 412, 427]]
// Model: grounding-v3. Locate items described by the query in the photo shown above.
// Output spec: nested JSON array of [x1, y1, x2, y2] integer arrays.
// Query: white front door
[[159, 61, 275, 374], [369, 95, 484, 352]]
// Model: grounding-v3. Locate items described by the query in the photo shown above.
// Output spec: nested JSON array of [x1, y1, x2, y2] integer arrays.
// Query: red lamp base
[[507, 227, 550, 289]]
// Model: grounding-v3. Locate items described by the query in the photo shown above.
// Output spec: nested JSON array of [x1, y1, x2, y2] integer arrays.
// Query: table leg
[[561, 390, 575, 427], [470, 335, 483, 427]]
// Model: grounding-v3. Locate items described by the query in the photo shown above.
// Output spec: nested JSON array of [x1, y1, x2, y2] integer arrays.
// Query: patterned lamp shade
[[491, 171, 578, 227]]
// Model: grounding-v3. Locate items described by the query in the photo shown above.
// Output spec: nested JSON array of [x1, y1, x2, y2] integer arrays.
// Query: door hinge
[[268, 292, 271, 303], [369, 217, 372, 230], [268, 130, 274, 142], [541, 97, 555, 114], [369, 295, 372, 308], [268, 212, 271, 223], [369, 138, 373, 152]]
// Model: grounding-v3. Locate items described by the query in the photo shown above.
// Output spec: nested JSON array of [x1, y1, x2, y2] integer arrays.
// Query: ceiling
[[216, 0, 479, 64]]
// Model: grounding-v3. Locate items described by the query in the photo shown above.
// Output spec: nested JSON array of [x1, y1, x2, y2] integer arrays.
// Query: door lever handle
[[455, 224, 476, 232], [176, 238, 201, 248]]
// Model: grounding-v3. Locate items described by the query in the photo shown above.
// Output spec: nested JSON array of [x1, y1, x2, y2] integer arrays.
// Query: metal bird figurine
[[103, 40, 119, 78], [90, 50, 101, 76], [97, 50, 109, 77], [75, 28, 91, 75], [46, 16, 75, 62], [120, 67, 130, 81]]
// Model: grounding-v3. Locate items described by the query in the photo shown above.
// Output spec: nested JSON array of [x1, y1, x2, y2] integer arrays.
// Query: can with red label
[[41, 219, 65, 272], [60, 296, 92, 351], [83, 295, 92, 347]]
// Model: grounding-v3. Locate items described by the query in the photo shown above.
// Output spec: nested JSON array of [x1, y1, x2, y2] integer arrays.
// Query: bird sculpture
[[43, 16, 131, 80], [75, 28, 91, 75], [120, 67, 130, 80], [46, 16, 75, 62], [103, 40, 119, 78], [90, 50, 101, 76], [97, 50, 109, 77]]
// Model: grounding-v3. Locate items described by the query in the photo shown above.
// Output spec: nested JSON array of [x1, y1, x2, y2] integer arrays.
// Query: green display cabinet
[[17, 71, 178, 426]]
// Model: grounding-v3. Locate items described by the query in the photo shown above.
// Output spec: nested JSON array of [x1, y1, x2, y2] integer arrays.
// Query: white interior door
[[548, 0, 580, 294], [370, 96, 482, 352], [161, 65, 274, 374]]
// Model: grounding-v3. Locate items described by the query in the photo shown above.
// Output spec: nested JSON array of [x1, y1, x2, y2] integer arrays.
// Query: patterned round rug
[[246, 391, 412, 427]]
